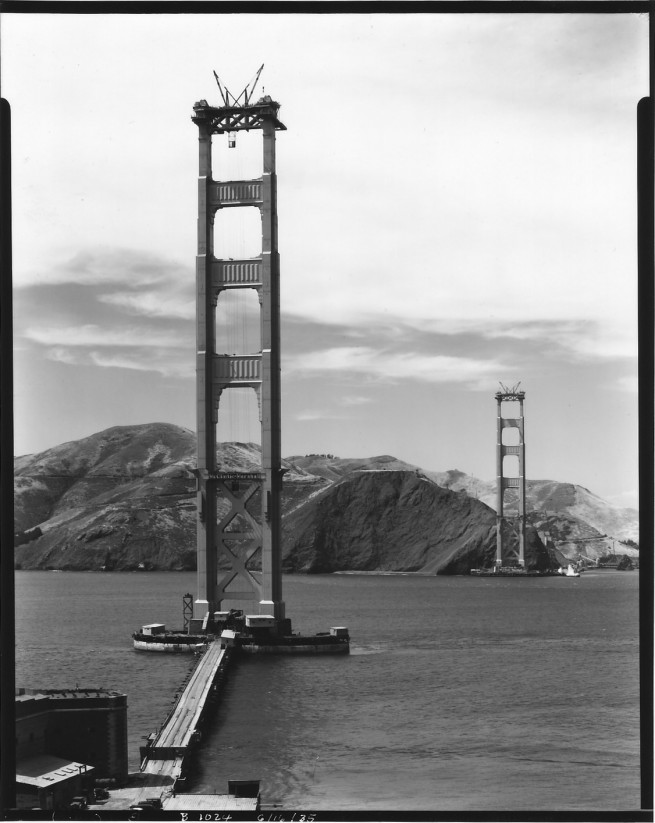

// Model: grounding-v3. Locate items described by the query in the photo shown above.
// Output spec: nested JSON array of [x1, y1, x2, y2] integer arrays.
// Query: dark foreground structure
[[14, 689, 127, 811]]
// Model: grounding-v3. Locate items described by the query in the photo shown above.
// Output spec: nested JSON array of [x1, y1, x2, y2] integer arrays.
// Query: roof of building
[[16, 687, 125, 701], [17, 755, 94, 789], [15, 693, 50, 704]]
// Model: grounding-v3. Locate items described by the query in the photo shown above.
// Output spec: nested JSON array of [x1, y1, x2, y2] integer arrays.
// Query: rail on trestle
[[139, 640, 232, 788]]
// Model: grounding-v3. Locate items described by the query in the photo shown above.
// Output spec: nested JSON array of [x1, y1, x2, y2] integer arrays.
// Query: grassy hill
[[14, 424, 638, 572]]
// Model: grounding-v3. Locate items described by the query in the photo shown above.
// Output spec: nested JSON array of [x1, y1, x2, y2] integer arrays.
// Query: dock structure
[[140, 641, 230, 783]]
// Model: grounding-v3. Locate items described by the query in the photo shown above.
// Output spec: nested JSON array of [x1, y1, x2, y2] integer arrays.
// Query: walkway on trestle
[[140, 640, 229, 782]]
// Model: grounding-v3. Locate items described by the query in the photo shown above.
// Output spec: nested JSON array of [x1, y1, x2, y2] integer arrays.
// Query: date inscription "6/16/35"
[[176, 814, 317, 822]]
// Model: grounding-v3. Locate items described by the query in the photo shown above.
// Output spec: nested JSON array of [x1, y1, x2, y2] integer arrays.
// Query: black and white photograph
[[1, 8, 650, 818]]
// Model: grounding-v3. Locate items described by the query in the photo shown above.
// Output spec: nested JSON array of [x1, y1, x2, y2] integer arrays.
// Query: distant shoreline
[[332, 570, 434, 576]]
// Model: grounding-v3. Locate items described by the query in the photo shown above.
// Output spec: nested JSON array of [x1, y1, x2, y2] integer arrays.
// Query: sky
[[2, 11, 649, 508]]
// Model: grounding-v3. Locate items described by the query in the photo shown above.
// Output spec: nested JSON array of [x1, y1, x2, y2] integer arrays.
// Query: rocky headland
[[13, 423, 639, 573]]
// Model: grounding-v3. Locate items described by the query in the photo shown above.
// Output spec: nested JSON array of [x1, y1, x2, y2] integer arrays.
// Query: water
[[15, 570, 640, 811]]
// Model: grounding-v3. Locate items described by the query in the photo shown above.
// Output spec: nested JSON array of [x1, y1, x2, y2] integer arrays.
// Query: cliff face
[[281, 469, 550, 574], [14, 424, 638, 572]]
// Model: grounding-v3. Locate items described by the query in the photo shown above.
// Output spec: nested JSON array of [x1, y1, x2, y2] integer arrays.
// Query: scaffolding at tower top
[[192, 66, 286, 135], [495, 381, 525, 401]]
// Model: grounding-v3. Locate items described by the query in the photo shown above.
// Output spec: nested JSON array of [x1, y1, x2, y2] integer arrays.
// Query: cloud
[[285, 346, 508, 389], [97, 289, 195, 320], [425, 318, 638, 362], [42, 344, 192, 379], [46, 346, 82, 366], [89, 350, 191, 378], [18, 246, 197, 322], [23, 319, 194, 379], [613, 375, 638, 394], [22, 324, 189, 349], [294, 409, 347, 422], [342, 395, 373, 407], [14, 249, 197, 379], [18, 247, 184, 289], [285, 312, 637, 367]]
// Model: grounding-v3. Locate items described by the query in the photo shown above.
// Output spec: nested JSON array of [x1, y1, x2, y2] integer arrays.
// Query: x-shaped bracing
[[215, 479, 263, 602]]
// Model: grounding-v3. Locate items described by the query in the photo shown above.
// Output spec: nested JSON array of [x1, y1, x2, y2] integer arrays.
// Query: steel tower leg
[[192, 93, 287, 627], [518, 395, 526, 567], [495, 385, 527, 569], [495, 396, 503, 569]]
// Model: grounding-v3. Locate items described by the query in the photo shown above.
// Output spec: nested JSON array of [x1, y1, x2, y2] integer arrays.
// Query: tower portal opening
[[217, 387, 262, 451], [501, 426, 520, 446], [214, 207, 262, 260], [215, 288, 261, 356], [212, 129, 262, 180]]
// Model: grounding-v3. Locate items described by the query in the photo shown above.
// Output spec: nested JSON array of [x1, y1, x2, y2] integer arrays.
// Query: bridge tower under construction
[[191, 69, 287, 627], [495, 383, 526, 568]]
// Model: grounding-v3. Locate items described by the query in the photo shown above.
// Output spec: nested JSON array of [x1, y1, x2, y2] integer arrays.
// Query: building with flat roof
[[15, 753, 94, 812], [15, 688, 128, 810]]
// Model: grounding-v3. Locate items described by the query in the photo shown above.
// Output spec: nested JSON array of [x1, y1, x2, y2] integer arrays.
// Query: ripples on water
[[15, 571, 640, 811]]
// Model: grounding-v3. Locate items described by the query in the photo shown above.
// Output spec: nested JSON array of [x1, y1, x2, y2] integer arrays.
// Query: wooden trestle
[[140, 641, 231, 783]]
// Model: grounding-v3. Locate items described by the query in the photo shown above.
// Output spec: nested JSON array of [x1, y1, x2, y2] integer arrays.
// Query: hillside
[[286, 453, 421, 482], [288, 458, 639, 563], [13, 424, 638, 571], [14, 424, 198, 571], [281, 469, 551, 574], [13, 424, 323, 572], [426, 470, 638, 545]]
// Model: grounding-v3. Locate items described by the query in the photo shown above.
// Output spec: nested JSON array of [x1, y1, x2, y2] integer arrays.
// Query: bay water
[[14, 570, 641, 811]]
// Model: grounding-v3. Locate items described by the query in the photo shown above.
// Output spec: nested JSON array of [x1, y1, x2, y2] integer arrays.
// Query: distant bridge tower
[[191, 68, 287, 626], [495, 383, 526, 568]]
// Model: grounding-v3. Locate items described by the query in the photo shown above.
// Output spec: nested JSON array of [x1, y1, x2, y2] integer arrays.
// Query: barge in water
[[132, 623, 209, 652], [133, 612, 349, 655], [469, 565, 581, 578]]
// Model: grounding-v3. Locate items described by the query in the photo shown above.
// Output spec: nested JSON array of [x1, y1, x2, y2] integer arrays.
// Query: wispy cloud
[[285, 346, 508, 389], [14, 248, 196, 378], [19, 247, 183, 288], [89, 350, 191, 378], [613, 374, 638, 394], [429, 317, 638, 361], [19, 247, 195, 322], [294, 409, 347, 422], [42, 345, 192, 379], [23, 324, 189, 349], [46, 346, 82, 366], [342, 395, 373, 407], [97, 290, 195, 320]]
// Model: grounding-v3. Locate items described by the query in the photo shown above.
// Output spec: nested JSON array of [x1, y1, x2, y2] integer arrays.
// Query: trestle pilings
[[139, 641, 234, 786]]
